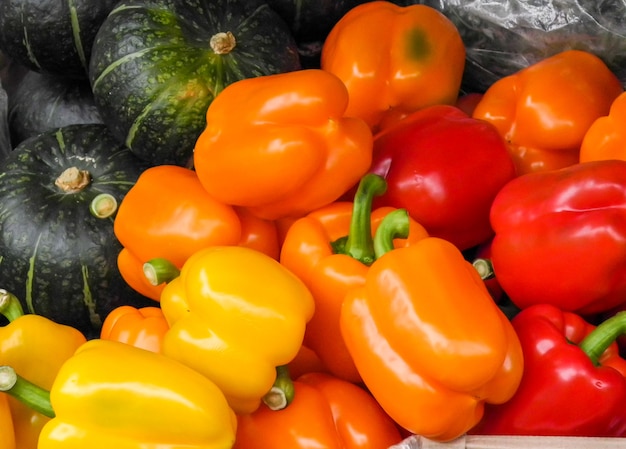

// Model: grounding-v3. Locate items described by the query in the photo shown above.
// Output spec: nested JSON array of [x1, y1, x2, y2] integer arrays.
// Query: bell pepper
[[320, 1, 465, 132], [580, 91, 626, 163], [489, 159, 626, 315], [100, 305, 169, 353], [340, 234, 524, 441], [471, 304, 626, 437], [369, 104, 516, 251], [0, 393, 15, 449], [0, 289, 86, 449], [280, 174, 429, 383], [0, 338, 237, 449], [193, 68, 373, 221], [156, 245, 315, 415], [114, 164, 280, 300], [234, 371, 403, 448], [472, 49, 624, 176]]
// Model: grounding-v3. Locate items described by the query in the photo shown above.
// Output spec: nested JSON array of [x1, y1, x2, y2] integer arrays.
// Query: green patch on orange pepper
[[321, 1, 465, 131], [193, 68, 373, 221]]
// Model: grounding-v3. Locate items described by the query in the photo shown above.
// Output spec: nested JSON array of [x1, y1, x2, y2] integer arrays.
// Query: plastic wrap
[[397, 0, 626, 93], [390, 434, 626, 448]]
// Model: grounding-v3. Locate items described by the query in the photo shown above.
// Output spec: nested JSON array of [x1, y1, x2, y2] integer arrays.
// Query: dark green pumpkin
[[0, 0, 118, 79], [89, 0, 302, 167], [8, 70, 104, 148], [0, 124, 153, 337]]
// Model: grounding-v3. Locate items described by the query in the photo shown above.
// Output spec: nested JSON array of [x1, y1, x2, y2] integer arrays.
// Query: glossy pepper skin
[[100, 305, 168, 353], [490, 159, 626, 315], [340, 237, 524, 441], [114, 165, 279, 300], [0, 393, 15, 449], [193, 69, 373, 221], [473, 49, 623, 176], [280, 174, 429, 383], [159, 246, 315, 415], [471, 304, 626, 437], [580, 91, 626, 163], [37, 339, 237, 449], [369, 104, 516, 251], [234, 372, 403, 448], [0, 290, 86, 449], [321, 1, 465, 132]]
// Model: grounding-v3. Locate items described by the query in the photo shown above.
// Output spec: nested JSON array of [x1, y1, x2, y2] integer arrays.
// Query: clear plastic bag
[[397, 1, 626, 92]]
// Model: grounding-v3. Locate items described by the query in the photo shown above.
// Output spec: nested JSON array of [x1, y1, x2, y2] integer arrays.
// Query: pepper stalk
[[0, 365, 54, 418]]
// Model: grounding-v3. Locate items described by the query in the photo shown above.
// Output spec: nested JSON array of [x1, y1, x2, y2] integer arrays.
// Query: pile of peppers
[[4, 1, 626, 447]]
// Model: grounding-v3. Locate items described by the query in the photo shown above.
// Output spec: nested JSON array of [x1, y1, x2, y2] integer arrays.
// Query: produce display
[[1, 0, 626, 448]]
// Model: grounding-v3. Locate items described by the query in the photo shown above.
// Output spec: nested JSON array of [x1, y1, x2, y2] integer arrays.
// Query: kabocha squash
[[89, 0, 302, 167], [0, 124, 153, 337], [8, 70, 103, 148], [0, 0, 118, 79]]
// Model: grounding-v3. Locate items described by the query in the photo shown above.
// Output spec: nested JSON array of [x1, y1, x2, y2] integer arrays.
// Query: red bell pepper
[[490, 159, 626, 315], [369, 104, 516, 251], [471, 303, 626, 437]]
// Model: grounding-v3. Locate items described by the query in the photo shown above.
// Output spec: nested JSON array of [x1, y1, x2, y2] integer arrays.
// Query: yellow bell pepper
[[0, 289, 86, 449], [158, 246, 315, 415], [31, 339, 237, 449]]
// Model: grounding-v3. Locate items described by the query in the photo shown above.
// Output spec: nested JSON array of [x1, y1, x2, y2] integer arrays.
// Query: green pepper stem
[[373, 209, 410, 259], [579, 311, 626, 366], [143, 258, 181, 286], [331, 174, 387, 265], [89, 193, 118, 219], [0, 289, 25, 322], [262, 365, 295, 411], [0, 366, 55, 418], [472, 258, 495, 280]]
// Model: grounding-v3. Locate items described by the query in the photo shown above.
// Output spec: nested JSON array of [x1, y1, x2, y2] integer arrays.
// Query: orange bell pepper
[[0, 289, 86, 449], [193, 68, 373, 221], [234, 371, 402, 448], [114, 164, 280, 300], [0, 393, 16, 449], [580, 91, 626, 163], [472, 50, 623, 176], [340, 235, 524, 441], [280, 174, 428, 383], [100, 305, 169, 353], [321, 1, 466, 132]]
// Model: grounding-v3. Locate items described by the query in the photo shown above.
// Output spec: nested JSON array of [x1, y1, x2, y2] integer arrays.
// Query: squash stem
[[0, 289, 25, 322], [0, 365, 55, 418]]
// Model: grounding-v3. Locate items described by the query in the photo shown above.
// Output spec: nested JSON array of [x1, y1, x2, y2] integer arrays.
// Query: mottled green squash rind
[[0, 0, 118, 79], [0, 124, 153, 337], [89, 0, 302, 167]]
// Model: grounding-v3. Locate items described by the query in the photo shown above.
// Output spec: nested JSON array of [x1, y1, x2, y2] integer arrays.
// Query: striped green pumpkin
[[88, 0, 302, 167], [0, 124, 153, 337], [0, 0, 118, 79]]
